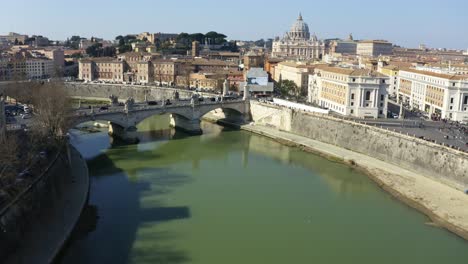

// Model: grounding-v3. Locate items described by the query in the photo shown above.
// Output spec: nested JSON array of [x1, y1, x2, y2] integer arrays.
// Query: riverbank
[[5, 146, 89, 264], [238, 123, 468, 240]]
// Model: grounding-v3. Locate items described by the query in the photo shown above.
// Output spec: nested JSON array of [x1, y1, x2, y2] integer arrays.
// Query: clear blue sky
[[1, 0, 467, 49]]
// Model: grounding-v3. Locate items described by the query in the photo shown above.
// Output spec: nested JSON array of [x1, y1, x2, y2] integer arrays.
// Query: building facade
[[398, 68, 468, 122], [241, 68, 274, 93], [309, 66, 389, 118], [271, 14, 325, 61], [378, 65, 399, 97], [25, 59, 55, 79], [357, 40, 393, 57], [273, 61, 318, 90], [78, 58, 124, 82]]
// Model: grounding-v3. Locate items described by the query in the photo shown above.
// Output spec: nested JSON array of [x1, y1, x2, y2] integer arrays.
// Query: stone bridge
[[73, 99, 250, 142]]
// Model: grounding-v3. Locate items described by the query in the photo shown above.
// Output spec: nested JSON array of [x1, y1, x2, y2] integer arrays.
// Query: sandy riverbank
[[236, 122, 468, 240]]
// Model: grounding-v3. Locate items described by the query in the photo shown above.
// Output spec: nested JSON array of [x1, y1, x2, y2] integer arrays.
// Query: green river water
[[61, 115, 468, 264]]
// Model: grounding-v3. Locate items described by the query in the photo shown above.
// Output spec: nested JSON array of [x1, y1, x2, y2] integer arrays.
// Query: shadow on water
[[57, 136, 194, 264]]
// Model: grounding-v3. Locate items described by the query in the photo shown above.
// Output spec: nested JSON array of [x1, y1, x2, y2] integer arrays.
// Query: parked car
[[21, 114, 32, 119], [17, 170, 32, 179], [147, 101, 158, 106], [99, 106, 109, 111]]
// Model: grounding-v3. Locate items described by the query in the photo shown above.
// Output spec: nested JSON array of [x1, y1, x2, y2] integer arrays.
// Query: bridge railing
[[72, 98, 245, 116]]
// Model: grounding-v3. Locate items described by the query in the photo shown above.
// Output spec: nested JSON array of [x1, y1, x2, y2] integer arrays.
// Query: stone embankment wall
[[64, 83, 195, 102], [250, 101, 468, 190], [0, 146, 89, 263]]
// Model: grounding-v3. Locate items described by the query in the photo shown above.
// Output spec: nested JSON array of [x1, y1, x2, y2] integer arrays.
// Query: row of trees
[[85, 43, 116, 57], [115, 35, 137, 53], [176, 31, 227, 46], [1, 81, 72, 183]]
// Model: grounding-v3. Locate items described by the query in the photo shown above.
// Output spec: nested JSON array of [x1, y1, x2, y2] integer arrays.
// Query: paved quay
[[241, 123, 468, 240], [5, 147, 89, 264]]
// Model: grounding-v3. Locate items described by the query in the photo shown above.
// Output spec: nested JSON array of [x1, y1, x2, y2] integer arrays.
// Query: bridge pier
[[170, 114, 202, 135], [108, 122, 139, 143]]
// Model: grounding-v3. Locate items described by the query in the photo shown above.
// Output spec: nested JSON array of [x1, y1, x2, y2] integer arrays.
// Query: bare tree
[[0, 134, 21, 181], [30, 81, 72, 142]]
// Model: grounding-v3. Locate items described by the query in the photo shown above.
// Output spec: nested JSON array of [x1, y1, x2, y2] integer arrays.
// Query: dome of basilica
[[287, 13, 310, 40]]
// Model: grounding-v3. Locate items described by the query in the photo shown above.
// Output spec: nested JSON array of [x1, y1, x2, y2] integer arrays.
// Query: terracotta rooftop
[[400, 68, 468, 80], [80, 57, 122, 63], [316, 65, 388, 77]]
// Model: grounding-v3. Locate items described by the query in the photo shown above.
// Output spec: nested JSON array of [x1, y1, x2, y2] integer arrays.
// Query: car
[[147, 101, 158, 106], [18, 170, 32, 179], [39, 151, 47, 159], [22, 114, 32, 119], [99, 106, 109, 111]]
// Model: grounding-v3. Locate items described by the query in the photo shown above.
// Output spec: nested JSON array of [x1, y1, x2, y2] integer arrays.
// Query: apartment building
[[378, 65, 399, 97], [398, 68, 468, 122], [357, 40, 393, 57], [309, 65, 389, 118], [78, 58, 124, 82], [273, 61, 319, 90]]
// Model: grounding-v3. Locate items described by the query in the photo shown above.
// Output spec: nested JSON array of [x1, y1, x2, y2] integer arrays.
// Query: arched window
[[365, 91, 371, 101]]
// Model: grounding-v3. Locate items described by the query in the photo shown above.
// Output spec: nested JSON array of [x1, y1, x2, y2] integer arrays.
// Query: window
[[351, 93, 355, 100], [351, 102, 354, 106], [450, 106, 453, 110], [464, 96, 468, 105], [380, 103, 384, 107], [350, 110, 354, 114], [380, 95, 384, 101], [379, 110, 383, 115], [365, 91, 371, 101], [352, 78, 356, 82]]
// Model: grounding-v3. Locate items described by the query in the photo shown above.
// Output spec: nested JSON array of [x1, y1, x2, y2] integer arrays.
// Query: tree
[[85, 43, 103, 57], [70, 36, 81, 42], [30, 81, 72, 141], [205, 31, 227, 45], [14, 38, 18, 45], [118, 44, 132, 54], [276, 80, 302, 99], [189, 33, 205, 43], [254, 39, 265, 47]]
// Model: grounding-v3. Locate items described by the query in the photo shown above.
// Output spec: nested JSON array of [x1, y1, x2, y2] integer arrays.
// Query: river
[[60, 115, 468, 264]]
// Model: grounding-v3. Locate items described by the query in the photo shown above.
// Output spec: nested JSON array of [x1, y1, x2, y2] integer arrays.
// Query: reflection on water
[[60, 114, 468, 264]]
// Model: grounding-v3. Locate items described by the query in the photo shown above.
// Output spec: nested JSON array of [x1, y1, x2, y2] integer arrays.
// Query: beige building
[[272, 14, 325, 61], [78, 58, 124, 82], [273, 61, 319, 90], [398, 68, 468, 122], [185, 73, 224, 90], [31, 48, 65, 68], [192, 58, 239, 72], [309, 65, 389, 118], [136, 61, 154, 84], [153, 60, 187, 86], [357, 40, 393, 57], [25, 58, 55, 79], [378, 65, 399, 97], [0, 32, 28, 44]]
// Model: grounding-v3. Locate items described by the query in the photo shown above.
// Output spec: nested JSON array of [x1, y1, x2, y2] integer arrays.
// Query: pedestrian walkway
[[5, 147, 89, 264]]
